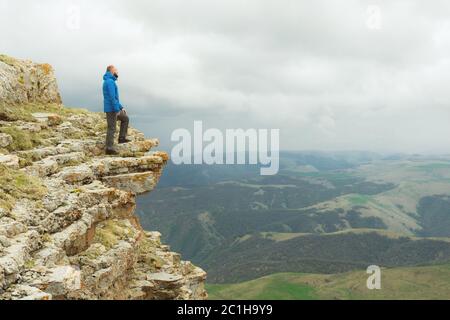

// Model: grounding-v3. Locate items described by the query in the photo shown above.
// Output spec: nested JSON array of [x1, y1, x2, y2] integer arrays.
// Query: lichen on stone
[[40, 63, 52, 76]]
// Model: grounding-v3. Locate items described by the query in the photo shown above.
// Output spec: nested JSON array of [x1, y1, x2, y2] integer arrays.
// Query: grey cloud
[[1, 0, 450, 153]]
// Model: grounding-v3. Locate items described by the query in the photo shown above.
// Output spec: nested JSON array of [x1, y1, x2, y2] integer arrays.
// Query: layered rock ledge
[[0, 54, 207, 300]]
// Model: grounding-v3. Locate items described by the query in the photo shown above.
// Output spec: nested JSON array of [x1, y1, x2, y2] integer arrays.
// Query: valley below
[[136, 151, 450, 299]]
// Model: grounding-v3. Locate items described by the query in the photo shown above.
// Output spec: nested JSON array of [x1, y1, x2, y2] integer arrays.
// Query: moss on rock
[[0, 164, 47, 212], [0, 103, 90, 122], [94, 219, 137, 249], [0, 54, 16, 66], [0, 126, 51, 152]]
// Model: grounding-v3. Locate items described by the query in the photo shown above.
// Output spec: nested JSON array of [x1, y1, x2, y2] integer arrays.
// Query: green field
[[207, 263, 450, 300]]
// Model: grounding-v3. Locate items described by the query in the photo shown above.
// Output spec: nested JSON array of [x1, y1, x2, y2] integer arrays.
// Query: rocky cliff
[[0, 54, 207, 300]]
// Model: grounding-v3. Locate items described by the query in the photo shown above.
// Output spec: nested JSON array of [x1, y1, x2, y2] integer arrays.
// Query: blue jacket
[[103, 71, 123, 113]]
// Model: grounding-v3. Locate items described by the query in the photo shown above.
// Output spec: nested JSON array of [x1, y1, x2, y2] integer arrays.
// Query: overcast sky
[[1, 0, 450, 154]]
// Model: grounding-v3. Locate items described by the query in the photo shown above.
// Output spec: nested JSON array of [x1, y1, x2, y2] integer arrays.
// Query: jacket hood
[[103, 71, 117, 81]]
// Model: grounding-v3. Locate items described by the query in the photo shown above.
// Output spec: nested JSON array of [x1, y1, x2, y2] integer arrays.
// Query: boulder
[[32, 113, 63, 126], [102, 172, 157, 194], [0, 133, 12, 148], [0, 154, 19, 169], [44, 266, 81, 297], [15, 285, 52, 300], [0, 54, 62, 105]]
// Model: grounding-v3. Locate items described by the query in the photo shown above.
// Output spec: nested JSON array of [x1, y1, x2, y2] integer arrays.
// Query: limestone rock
[[0, 54, 62, 105], [0, 154, 19, 169], [148, 272, 184, 283], [0, 133, 12, 148], [31, 113, 63, 126], [15, 285, 52, 300], [56, 164, 94, 184], [24, 158, 59, 177], [0, 54, 207, 300], [102, 172, 157, 194], [44, 266, 81, 297]]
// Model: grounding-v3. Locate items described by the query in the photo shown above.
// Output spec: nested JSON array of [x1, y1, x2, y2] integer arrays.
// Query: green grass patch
[[207, 263, 450, 300], [416, 163, 450, 170], [0, 103, 89, 122], [348, 194, 370, 205], [94, 219, 136, 249], [0, 54, 16, 66], [0, 126, 51, 151], [0, 164, 47, 212], [207, 273, 318, 300]]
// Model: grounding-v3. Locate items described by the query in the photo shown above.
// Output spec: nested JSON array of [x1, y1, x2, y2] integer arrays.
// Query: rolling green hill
[[207, 263, 450, 300], [136, 153, 450, 286], [137, 162, 395, 263], [203, 230, 450, 283]]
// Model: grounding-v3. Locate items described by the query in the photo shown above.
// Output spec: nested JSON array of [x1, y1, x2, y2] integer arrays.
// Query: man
[[103, 65, 131, 155]]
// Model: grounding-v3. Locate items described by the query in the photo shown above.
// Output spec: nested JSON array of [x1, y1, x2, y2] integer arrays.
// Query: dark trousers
[[105, 110, 129, 150]]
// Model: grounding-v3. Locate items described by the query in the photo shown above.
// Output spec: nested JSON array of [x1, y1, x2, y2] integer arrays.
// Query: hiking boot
[[118, 138, 132, 144], [105, 148, 119, 155]]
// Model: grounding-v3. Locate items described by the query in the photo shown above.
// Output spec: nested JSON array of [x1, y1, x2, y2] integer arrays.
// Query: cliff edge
[[0, 54, 207, 300]]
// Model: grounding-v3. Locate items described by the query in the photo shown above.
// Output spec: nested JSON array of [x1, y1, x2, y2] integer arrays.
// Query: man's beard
[[114, 73, 119, 79]]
